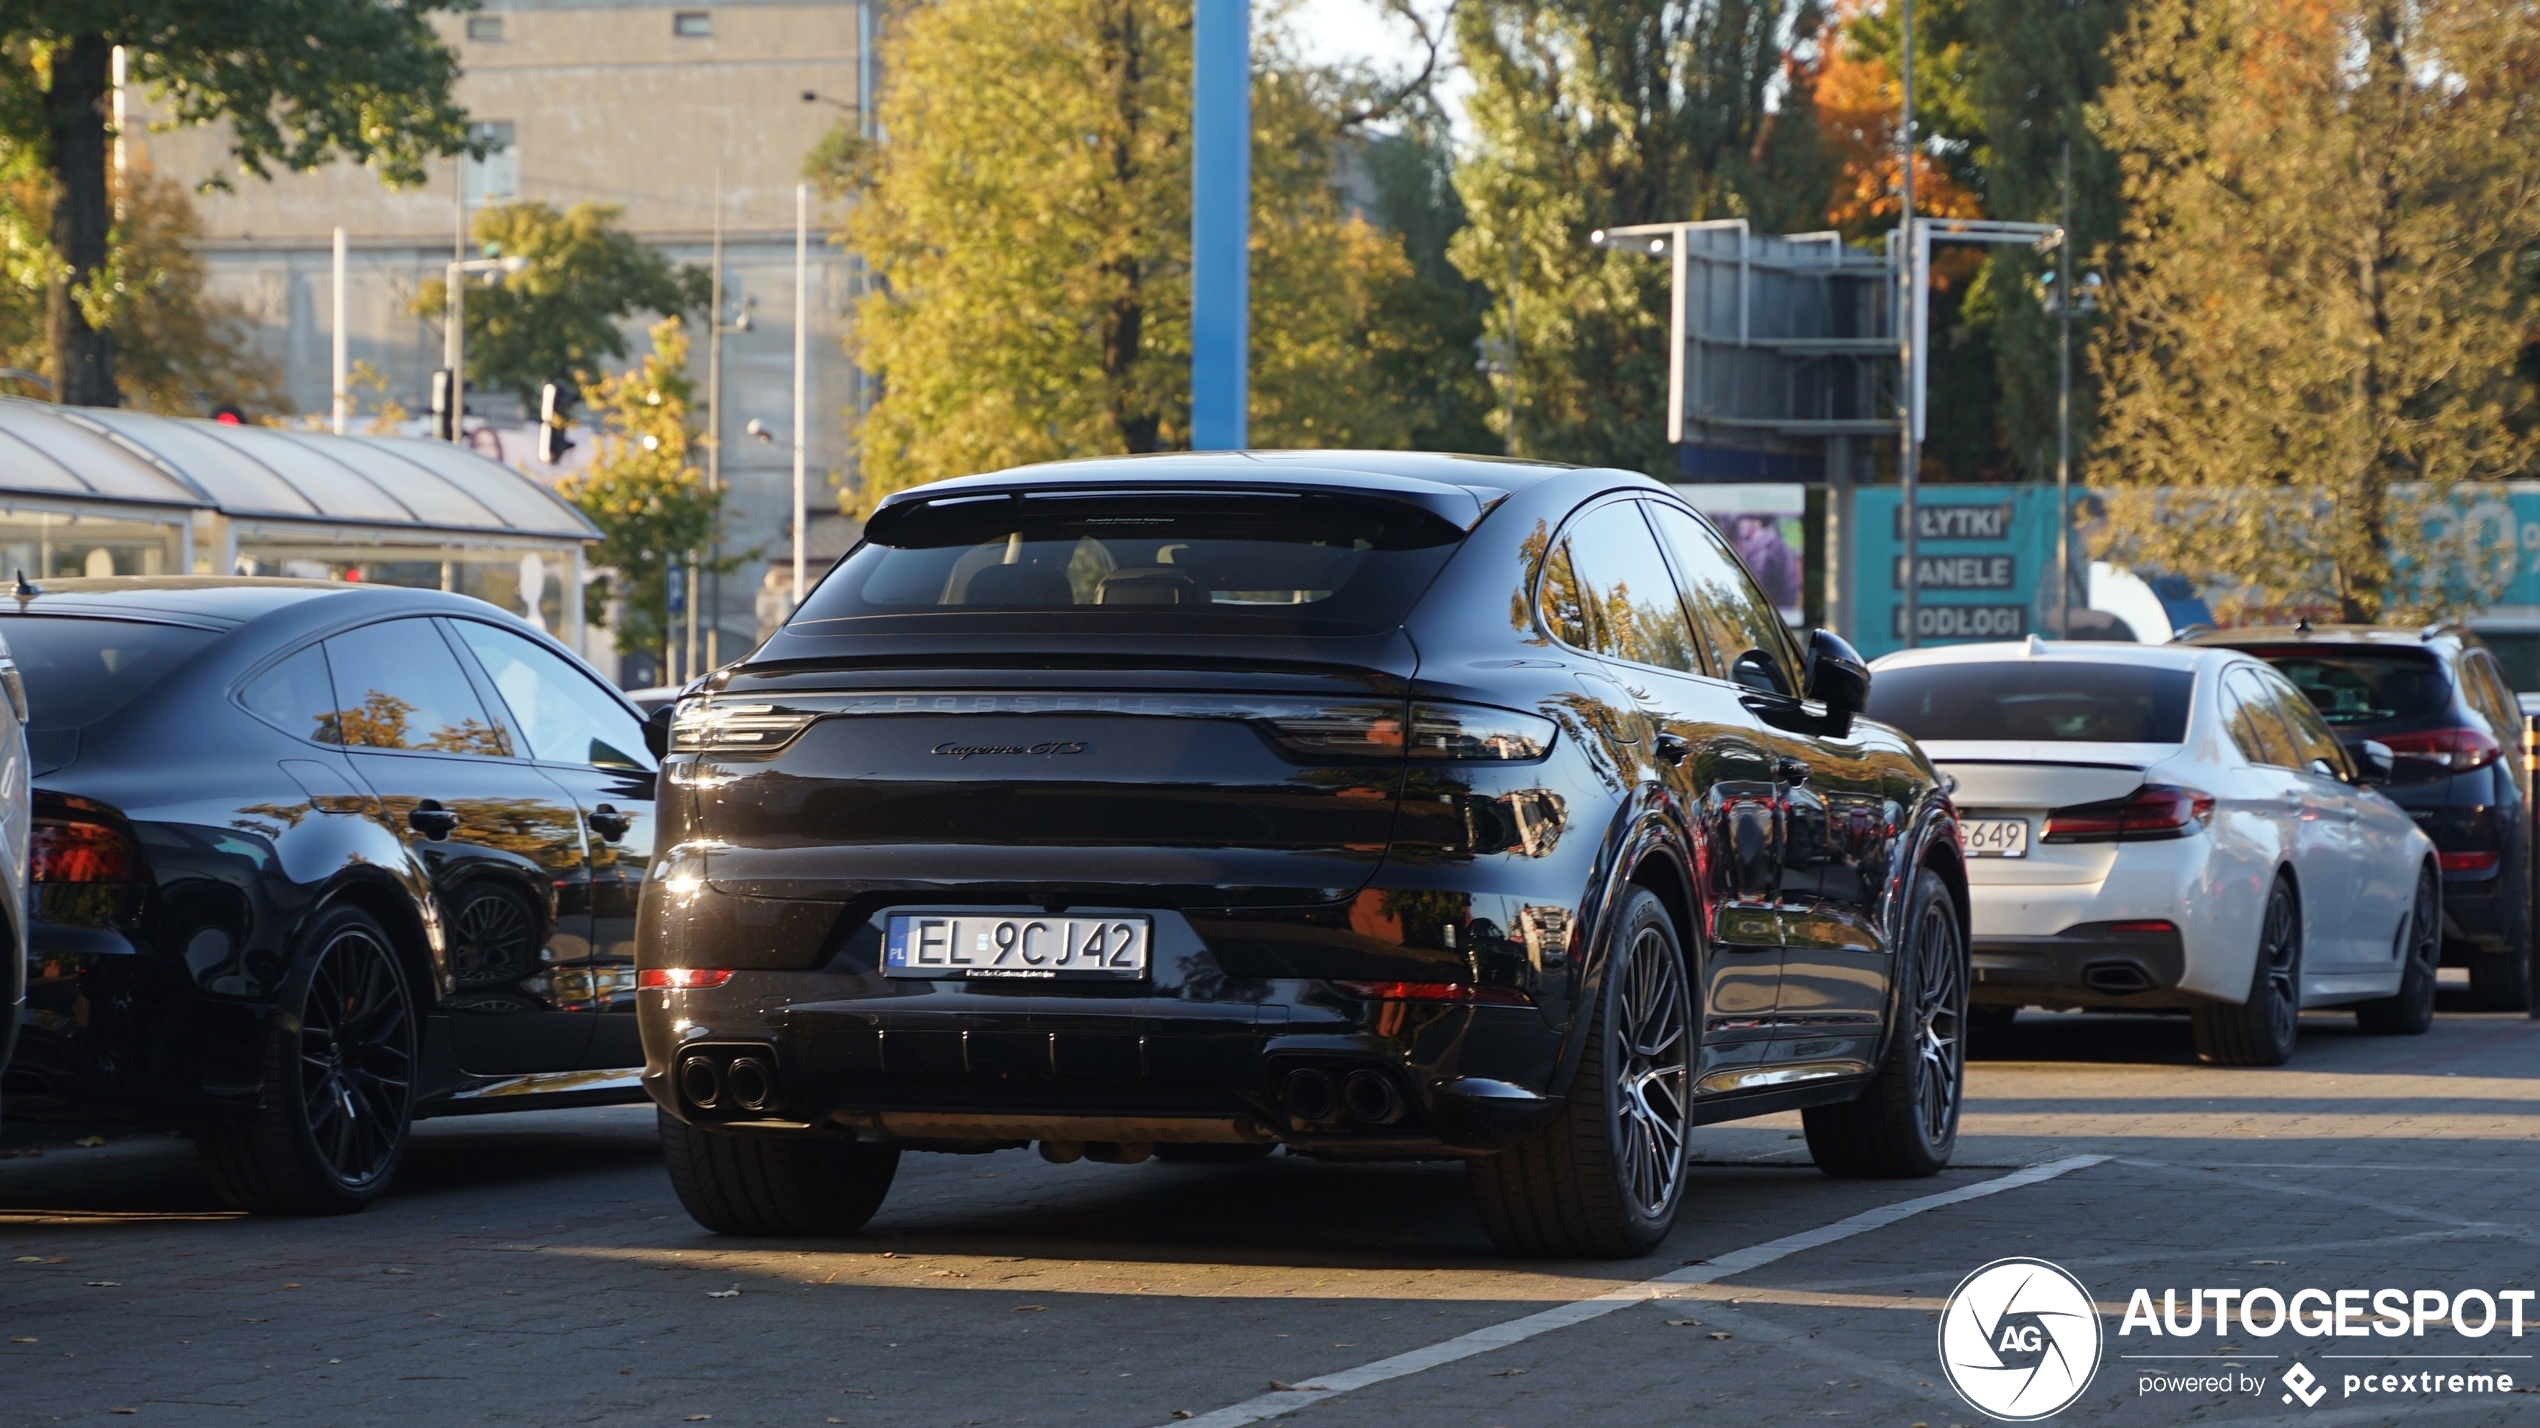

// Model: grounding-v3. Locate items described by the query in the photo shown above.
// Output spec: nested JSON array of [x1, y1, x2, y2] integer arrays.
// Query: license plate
[[883, 912, 1151, 980], [1960, 818, 2030, 858]]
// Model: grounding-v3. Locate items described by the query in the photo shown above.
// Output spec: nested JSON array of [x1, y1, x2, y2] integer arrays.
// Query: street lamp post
[[443, 254, 524, 445]]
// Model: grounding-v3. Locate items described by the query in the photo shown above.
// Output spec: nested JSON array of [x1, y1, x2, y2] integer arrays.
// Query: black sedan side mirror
[[2349, 738, 2395, 786], [1801, 628, 1872, 722], [644, 703, 674, 761]]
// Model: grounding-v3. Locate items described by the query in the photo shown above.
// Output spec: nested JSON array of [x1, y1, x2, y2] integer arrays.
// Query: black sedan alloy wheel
[[197, 906, 418, 1215]]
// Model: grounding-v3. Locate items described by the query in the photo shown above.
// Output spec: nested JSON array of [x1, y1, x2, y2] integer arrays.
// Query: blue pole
[[1190, 0, 1248, 451]]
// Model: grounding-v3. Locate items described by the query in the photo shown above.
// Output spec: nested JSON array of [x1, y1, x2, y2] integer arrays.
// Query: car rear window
[[2241, 648, 2451, 727], [1866, 661, 2195, 743], [0, 617, 220, 729], [791, 490, 1465, 637]]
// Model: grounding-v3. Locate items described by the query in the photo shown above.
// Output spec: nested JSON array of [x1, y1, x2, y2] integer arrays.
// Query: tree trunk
[[44, 34, 118, 408]]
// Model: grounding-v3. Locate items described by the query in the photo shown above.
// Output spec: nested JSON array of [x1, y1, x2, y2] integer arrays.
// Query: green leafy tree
[[1363, 120, 1499, 455], [1449, 0, 1831, 471], [1, 1, 475, 405], [562, 318, 725, 663], [819, 0, 1468, 509], [412, 201, 710, 411], [2092, 0, 2540, 622]]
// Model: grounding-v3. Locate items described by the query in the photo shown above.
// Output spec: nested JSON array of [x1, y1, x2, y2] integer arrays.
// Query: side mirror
[[643, 703, 674, 761], [2350, 738, 2395, 786], [1801, 628, 1872, 720]]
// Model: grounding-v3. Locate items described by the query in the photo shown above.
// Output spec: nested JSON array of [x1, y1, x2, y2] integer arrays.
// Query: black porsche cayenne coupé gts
[[2, 579, 655, 1214], [644, 452, 1968, 1257]]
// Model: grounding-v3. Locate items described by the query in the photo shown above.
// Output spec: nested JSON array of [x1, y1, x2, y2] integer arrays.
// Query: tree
[[819, 0, 1468, 510], [561, 319, 725, 665], [1361, 119, 1500, 455], [2092, 0, 2540, 622], [412, 201, 710, 412], [1448, 0, 1831, 472], [0, 158, 282, 414], [2, 1, 475, 405]]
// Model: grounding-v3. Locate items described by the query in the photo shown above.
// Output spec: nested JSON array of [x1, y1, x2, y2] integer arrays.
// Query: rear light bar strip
[[2041, 784, 2215, 843], [638, 968, 735, 989], [1330, 980, 1532, 1006]]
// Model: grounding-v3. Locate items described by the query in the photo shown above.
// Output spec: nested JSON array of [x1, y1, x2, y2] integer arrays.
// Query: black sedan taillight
[[2042, 784, 2214, 843], [30, 817, 140, 883]]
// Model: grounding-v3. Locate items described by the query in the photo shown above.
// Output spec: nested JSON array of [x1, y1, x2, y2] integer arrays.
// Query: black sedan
[[0, 579, 657, 1213], [642, 452, 1968, 1258]]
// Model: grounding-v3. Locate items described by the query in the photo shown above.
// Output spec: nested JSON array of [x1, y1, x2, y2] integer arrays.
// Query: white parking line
[[1163, 1154, 2111, 1428]]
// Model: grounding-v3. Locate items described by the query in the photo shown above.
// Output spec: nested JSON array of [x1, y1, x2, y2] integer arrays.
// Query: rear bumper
[[640, 971, 1570, 1156], [1971, 922, 2192, 1010], [7, 949, 274, 1122]]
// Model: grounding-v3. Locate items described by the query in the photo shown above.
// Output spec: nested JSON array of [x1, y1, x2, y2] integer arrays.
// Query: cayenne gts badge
[[1938, 1258, 2103, 1420], [931, 740, 1088, 758]]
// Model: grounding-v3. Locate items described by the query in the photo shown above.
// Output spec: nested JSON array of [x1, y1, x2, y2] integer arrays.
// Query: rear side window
[[1559, 501, 1699, 674], [241, 644, 340, 744], [2249, 648, 2451, 727], [1866, 661, 2195, 743], [794, 490, 1463, 637], [0, 617, 219, 729], [323, 619, 509, 755]]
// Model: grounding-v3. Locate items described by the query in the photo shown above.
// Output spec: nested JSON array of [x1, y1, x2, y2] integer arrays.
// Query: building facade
[[137, 0, 874, 678]]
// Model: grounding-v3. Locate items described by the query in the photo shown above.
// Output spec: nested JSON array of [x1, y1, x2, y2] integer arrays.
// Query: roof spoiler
[[865, 470, 1502, 542]]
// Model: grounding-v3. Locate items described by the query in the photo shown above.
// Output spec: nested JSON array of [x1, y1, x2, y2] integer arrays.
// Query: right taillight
[[2376, 726, 2501, 771], [1405, 702, 1556, 761], [30, 818, 140, 883], [2042, 784, 2215, 843]]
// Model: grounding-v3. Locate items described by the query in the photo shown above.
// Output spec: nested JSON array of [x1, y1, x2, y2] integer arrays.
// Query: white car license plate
[[1960, 818, 2030, 858], [883, 912, 1151, 981]]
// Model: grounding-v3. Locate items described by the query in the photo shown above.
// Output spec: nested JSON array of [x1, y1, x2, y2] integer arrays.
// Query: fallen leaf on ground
[[383, 1268, 412, 1275], [1664, 1319, 1702, 1327], [1707, 1332, 1732, 1340], [83, 1282, 119, 1288], [283, 1283, 301, 1290], [12, 1257, 40, 1264], [2249, 1260, 2286, 1266], [1011, 1304, 1044, 1312], [73, 1136, 106, 1147], [707, 1288, 741, 1299], [1172, 1413, 1193, 1421], [9, 1337, 34, 1344], [1485, 1368, 1526, 1377], [110, 1410, 134, 1416]]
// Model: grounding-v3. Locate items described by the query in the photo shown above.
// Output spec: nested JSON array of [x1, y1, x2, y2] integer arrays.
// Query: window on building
[[465, 15, 503, 40], [463, 120, 517, 208], [673, 11, 712, 36]]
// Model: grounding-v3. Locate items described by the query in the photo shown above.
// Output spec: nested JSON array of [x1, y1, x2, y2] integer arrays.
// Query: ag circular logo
[[1938, 1257, 2103, 1420]]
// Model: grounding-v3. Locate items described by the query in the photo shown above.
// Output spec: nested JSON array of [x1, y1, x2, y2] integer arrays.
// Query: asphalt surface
[[5, 992, 2538, 1427]]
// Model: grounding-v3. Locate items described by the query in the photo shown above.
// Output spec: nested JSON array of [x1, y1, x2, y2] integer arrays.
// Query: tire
[[1802, 869, 1966, 1179], [660, 1110, 900, 1237], [1153, 1142, 1278, 1163], [2468, 947, 2532, 1013], [196, 905, 416, 1216], [2193, 875, 2302, 1067], [1469, 888, 1693, 1258], [2357, 867, 2441, 1035]]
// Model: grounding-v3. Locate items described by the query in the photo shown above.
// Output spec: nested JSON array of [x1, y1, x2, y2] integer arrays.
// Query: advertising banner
[[1849, 485, 2071, 658]]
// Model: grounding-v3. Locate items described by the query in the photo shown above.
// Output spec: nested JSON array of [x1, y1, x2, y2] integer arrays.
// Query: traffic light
[[537, 382, 575, 465], [429, 368, 456, 441]]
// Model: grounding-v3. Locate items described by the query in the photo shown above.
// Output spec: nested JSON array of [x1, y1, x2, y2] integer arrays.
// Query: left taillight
[[669, 700, 817, 754], [2041, 784, 2215, 844], [637, 967, 733, 989], [30, 818, 139, 883]]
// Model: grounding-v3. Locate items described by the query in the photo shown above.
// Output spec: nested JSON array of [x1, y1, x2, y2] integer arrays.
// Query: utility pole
[[2056, 141, 2074, 639], [1897, 0, 1920, 649], [443, 257, 466, 445], [331, 227, 348, 435], [793, 181, 810, 607], [1189, 0, 1249, 450], [702, 168, 722, 678]]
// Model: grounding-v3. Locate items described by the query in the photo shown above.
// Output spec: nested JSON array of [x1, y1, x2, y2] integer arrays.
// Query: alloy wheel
[[2409, 872, 2441, 974], [298, 926, 415, 1188], [1612, 925, 1691, 1219], [1912, 898, 1966, 1147], [2261, 886, 2301, 1047]]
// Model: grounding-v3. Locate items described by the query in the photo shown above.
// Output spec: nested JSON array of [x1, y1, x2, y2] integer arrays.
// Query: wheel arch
[[306, 868, 449, 1011]]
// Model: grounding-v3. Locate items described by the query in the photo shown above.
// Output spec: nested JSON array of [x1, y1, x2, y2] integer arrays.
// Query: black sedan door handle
[[407, 800, 460, 841], [1653, 732, 1692, 766], [1775, 756, 1813, 784], [588, 803, 633, 842]]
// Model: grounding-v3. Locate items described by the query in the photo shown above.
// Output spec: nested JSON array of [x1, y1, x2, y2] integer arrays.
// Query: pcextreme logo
[[1938, 1258, 2105, 1421]]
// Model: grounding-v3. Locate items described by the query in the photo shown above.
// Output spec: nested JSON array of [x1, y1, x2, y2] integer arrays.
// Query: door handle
[[407, 800, 460, 841], [588, 803, 633, 842], [1653, 732, 1692, 766], [1775, 756, 1812, 784]]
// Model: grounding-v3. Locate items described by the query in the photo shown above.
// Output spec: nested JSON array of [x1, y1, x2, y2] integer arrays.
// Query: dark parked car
[[641, 452, 1968, 1258], [0, 579, 656, 1212], [2189, 624, 2533, 1010]]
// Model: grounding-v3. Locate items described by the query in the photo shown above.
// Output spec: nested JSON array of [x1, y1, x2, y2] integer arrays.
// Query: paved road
[[5, 1003, 2537, 1427]]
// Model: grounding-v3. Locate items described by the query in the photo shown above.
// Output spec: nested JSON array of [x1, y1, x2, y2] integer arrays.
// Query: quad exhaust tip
[[1281, 1066, 1406, 1127], [1341, 1069, 1403, 1125], [724, 1056, 776, 1113], [677, 1056, 723, 1110], [1280, 1068, 1336, 1124]]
